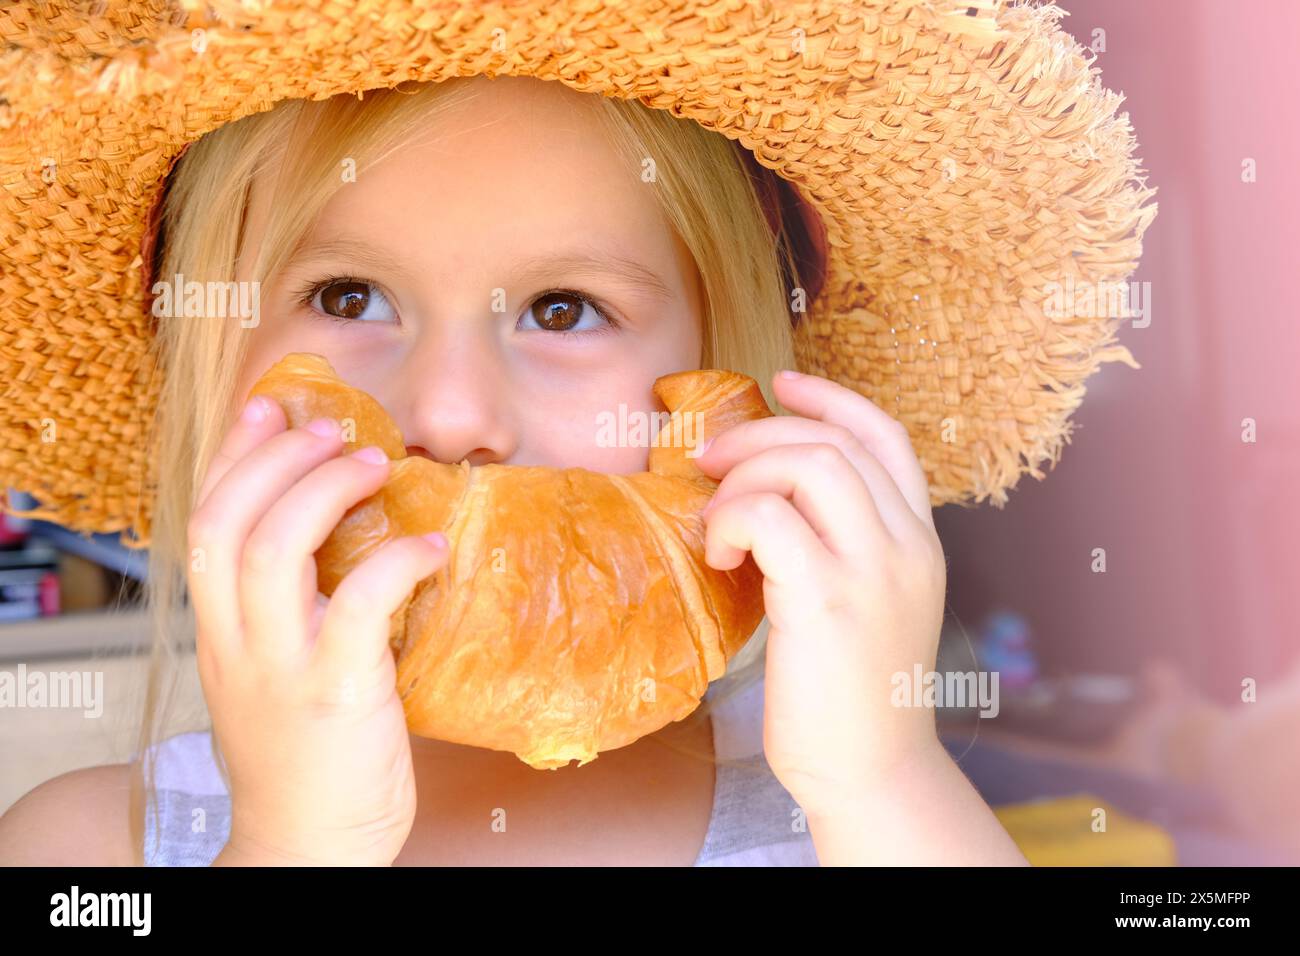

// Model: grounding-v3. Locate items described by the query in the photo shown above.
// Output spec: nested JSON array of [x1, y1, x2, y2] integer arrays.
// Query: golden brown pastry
[[249, 353, 771, 768]]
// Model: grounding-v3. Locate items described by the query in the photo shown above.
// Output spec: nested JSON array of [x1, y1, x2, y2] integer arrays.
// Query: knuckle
[[813, 588, 854, 619], [823, 422, 856, 448], [205, 449, 236, 480], [904, 533, 947, 588], [241, 531, 285, 576], [328, 579, 371, 620], [186, 509, 218, 548], [751, 492, 789, 523], [928, 542, 948, 589], [807, 441, 846, 469]]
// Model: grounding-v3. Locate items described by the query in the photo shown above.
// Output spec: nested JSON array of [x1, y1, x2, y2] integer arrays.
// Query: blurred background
[[930, 0, 1300, 864], [1, 0, 1297, 865]]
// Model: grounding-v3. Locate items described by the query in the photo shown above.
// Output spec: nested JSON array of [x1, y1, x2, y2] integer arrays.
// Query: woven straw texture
[[0, 0, 1156, 547]]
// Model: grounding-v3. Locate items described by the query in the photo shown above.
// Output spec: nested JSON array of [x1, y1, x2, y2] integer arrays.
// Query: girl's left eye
[[518, 291, 616, 337], [296, 276, 397, 323]]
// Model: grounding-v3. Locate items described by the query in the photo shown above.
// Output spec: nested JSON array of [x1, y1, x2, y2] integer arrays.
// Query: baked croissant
[[248, 353, 771, 769]]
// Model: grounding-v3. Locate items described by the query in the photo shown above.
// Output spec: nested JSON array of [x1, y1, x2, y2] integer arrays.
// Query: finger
[[187, 397, 290, 646], [194, 395, 288, 511], [239, 447, 394, 665], [770, 371, 933, 527], [702, 443, 887, 559], [187, 417, 345, 652], [696, 414, 921, 541], [703, 491, 834, 588], [313, 534, 450, 684]]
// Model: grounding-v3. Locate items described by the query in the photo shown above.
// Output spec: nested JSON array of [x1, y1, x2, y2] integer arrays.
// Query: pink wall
[[936, 0, 1300, 701]]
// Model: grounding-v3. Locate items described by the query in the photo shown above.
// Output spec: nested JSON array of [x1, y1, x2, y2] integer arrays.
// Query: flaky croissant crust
[[249, 353, 771, 768]]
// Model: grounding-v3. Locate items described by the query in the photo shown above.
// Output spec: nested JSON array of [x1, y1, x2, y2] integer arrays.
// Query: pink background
[[936, 0, 1300, 700]]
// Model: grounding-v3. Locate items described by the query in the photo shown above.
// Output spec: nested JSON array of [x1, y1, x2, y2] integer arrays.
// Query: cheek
[[231, 317, 334, 427], [234, 310, 384, 399], [234, 323, 294, 405], [526, 391, 671, 475]]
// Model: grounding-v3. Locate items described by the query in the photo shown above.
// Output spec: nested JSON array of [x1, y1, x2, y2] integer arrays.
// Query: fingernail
[[306, 417, 339, 438], [779, 369, 802, 380], [241, 395, 269, 423], [352, 445, 387, 465], [422, 531, 448, 548]]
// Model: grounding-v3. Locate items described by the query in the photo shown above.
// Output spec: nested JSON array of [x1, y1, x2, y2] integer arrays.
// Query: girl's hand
[[188, 394, 449, 866], [696, 369, 947, 818]]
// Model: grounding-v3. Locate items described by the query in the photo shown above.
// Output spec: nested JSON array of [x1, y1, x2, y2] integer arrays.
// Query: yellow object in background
[[993, 794, 1178, 866]]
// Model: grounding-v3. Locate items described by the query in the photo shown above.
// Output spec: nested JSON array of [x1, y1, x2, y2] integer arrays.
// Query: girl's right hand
[[187, 393, 449, 866]]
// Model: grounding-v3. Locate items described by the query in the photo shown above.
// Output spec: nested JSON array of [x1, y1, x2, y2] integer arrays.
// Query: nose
[[395, 325, 518, 467]]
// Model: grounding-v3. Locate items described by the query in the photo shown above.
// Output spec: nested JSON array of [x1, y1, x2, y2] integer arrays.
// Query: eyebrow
[[284, 235, 676, 303], [286, 236, 419, 281]]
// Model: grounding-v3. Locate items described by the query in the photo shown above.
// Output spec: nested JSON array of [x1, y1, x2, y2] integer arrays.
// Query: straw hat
[[0, 0, 1156, 547]]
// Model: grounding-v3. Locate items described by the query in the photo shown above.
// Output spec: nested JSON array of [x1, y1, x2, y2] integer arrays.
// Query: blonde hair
[[131, 76, 806, 863]]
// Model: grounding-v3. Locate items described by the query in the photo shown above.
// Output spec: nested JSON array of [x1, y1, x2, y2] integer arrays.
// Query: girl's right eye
[[296, 276, 397, 324]]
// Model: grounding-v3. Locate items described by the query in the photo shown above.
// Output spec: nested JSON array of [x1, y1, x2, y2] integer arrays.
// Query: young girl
[[0, 73, 1025, 865]]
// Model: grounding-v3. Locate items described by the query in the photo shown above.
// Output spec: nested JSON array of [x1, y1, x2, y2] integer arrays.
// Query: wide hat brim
[[0, 0, 1156, 547]]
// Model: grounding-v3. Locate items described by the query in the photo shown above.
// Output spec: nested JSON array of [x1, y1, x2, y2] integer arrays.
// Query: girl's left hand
[[695, 369, 948, 819]]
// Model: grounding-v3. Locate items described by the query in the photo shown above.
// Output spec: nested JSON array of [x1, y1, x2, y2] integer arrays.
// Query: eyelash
[[292, 274, 621, 337]]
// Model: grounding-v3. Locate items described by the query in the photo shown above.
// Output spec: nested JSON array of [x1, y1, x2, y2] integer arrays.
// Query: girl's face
[[233, 75, 704, 472]]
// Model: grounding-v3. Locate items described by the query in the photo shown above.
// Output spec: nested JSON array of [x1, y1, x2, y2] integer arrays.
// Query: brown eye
[[320, 281, 372, 319], [520, 291, 614, 336], [305, 278, 396, 323], [530, 291, 585, 331]]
